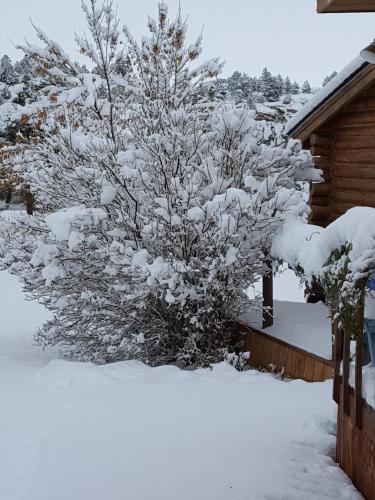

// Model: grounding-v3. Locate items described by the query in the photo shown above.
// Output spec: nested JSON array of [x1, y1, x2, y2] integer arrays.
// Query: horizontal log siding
[[328, 86, 375, 221], [309, 131, 333, 227]]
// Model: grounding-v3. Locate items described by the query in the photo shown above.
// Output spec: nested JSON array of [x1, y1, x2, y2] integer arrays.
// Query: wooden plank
[[310, 133, 332, 146], [294, 351, 306, 380], [344, 97, 375, 113], [303, 356, 315, 382], [331, 162, 375, 179], [336, 111, 375, 127], [310, 195, 330, 207], [355, 337, 363, 429], [262, 267, 273, 328], [331, 189, 375, 206], [333, 326, 344, 404], [313, 359, 325, 382], [318, 0, 375, 13], [355, 296, 365, 430], [313, 156, 331, 169], [286, 348, 297, 378], [334, 136, 375, 150], [333, 148, 375, 163], [343, 330, 351, 415], [311, 182, 330, 196], [334, 125, 375, 137], [331, 176, 375, 193], [310, 145, 331, 156], [310, 205, 331, 219]]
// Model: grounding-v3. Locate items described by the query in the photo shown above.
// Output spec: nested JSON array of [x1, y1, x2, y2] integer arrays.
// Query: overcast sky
[[1, 0, 375, 86]]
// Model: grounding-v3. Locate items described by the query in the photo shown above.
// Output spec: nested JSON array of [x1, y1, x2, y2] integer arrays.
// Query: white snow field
[[0, 270, 361, 500]]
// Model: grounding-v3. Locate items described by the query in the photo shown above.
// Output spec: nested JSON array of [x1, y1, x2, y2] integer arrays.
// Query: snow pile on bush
[[272, 207, 375, 283], [0, 1, 316, 365]]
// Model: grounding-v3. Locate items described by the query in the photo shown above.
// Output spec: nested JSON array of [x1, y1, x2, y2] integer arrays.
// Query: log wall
[[310, 84, 375, 225], [309, 130, 333, 227], [240, 326, 333, 382]]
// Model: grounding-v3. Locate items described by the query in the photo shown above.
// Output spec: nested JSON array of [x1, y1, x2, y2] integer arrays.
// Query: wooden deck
[[239, 325, 333, 382]]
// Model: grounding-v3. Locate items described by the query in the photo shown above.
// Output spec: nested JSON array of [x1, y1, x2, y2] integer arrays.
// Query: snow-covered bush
[[1, 1, 316, 365]]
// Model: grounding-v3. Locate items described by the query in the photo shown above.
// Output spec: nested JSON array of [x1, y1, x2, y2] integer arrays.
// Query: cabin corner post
[[262, 260, 274, 329]]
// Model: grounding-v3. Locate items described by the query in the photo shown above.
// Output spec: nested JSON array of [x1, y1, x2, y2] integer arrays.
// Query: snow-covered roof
[[286, 49, 375, 140]]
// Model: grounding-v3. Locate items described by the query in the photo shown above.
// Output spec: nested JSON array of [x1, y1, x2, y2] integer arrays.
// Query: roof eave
[[288, 63, 375, 143], [318, 0, 375, 13]]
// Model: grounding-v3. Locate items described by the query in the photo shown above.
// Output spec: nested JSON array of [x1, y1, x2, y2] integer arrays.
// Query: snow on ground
[[0, 270, 361, 500]]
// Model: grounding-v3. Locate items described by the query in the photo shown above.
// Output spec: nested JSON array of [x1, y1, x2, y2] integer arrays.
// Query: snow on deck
[[243, 300, 332, 360], [0, 270, 359, 499]]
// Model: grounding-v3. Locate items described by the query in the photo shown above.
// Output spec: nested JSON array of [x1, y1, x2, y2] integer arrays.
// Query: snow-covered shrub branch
[[272, 207, 375, 333], [1, 1, 315, 365]]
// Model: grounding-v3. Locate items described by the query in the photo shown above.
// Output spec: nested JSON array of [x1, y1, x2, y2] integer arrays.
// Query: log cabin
[[317, 0, 375, 13], [286, 43, 375, 227]]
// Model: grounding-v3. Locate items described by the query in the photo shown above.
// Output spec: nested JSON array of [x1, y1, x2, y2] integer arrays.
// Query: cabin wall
[[308, 130, 333, 227], [309, 84, 375, 225]]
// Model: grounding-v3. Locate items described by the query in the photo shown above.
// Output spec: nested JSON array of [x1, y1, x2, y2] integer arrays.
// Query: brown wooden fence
[[239, 325, 333, 382], [334, 326, 375, 499], [337, 384, 375, 499]]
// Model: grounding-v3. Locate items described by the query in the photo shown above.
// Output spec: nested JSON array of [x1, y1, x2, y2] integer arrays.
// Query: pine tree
[[322, 71, 338, 87], [259, 68, 280, 102], [14, 55, 31, 77], [276, 74, 284, 95], [283, 76, 292, 94], [0, 85, 11, 104], [0, 55, 18, 85], [290, 81, 300, 94], [301, 80, 312, 93]]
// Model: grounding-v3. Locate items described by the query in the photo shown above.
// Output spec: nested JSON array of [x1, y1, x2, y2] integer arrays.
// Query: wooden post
[[355, 333, 363, 429], [24, 190, 34, 215], [333, 323, 343, 404], [355, 293, 365, 429], [262, 262, 273, 329], [342, 329, 351, 416]]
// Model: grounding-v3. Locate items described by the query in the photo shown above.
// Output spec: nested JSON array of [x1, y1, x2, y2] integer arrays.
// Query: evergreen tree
[[0, 55, 18, 85], [14, 55, 31, 77], [259, 68, 279, 102], [290, 81, 300, 94], [322, 71, 338, 87], [283, 76, 292, 94], [0, 85, 11, 104], [301, 80, 312, 93], [276, 74, 284, 95]]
